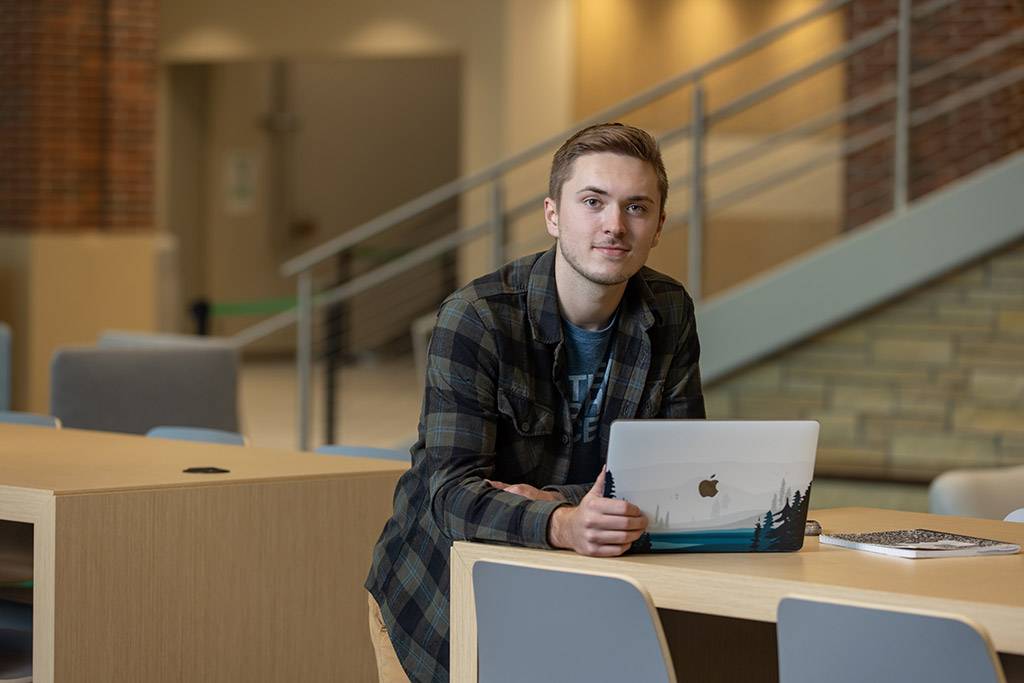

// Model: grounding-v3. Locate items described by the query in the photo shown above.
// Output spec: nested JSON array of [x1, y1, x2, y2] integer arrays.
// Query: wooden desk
[[451, 508, 1024, 682], [0, 425, 406, 682]]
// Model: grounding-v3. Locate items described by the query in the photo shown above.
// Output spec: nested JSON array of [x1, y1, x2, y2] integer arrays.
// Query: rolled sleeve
[[541, 483, 591, 506]]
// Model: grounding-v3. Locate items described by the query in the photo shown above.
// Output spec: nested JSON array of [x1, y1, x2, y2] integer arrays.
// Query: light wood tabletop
[[0, 423, 407, 494], [451, 507, 1024, 681], [0, 424, 407, 683]]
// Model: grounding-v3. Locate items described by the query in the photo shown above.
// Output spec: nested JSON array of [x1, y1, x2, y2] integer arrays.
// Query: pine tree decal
[[751, 520, 762, 550], [604, 469, 616, 498]]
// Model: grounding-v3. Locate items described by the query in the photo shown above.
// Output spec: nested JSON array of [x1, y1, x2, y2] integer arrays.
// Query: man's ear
[[544, 197, 559, 239]]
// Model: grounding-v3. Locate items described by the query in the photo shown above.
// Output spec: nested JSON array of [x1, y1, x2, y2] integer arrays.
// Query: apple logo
[[698, 474, 719, 498]]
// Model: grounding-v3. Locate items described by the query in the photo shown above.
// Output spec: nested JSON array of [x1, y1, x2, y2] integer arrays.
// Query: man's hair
[[548, 122, 669, 214]]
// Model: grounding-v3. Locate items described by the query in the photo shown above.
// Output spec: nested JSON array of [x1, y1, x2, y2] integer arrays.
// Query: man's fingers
[[587, 513, 647, 531], [586, 529, 646, 546], [504, 484, 532, 497], [582, 543, 633, 557], [485, 480, 509, 490], [587, 496, 643, 517]]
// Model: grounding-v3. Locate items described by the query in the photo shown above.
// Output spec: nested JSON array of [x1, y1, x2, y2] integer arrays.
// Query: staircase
[[232, 0, 1024, 451]]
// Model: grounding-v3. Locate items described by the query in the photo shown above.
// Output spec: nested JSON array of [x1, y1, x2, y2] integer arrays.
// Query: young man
[[365, 123, 705, 682]]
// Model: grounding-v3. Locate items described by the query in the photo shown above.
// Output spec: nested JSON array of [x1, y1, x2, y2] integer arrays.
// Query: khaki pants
[[368, 593, 411, 683]]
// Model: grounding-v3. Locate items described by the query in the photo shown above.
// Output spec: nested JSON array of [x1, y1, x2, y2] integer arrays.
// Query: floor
[[239, 354, 423, 452]]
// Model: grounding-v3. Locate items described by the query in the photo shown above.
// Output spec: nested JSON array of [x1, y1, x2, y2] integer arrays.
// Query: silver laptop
[[605, 420, 819, 553]]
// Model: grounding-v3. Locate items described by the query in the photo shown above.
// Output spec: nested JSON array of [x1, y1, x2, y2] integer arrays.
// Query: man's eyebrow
[[575, 186, 654, 204]]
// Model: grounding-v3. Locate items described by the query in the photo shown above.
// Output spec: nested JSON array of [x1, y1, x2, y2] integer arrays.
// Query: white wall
[[159, 0, 576, 296]]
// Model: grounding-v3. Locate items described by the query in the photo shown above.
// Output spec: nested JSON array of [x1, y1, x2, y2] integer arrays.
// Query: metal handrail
[[279, 0, 963, 293], [262, 0, 1023, 448], [278, 0, 857, 277], [253, 56, 1024, 354], [259, 18, 1024, 347]]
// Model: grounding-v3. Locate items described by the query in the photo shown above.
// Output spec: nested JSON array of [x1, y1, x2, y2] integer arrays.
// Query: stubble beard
[[558, 239, 635, 287]]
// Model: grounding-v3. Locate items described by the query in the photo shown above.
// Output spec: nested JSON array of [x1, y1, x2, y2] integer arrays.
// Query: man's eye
[[583, 197, 601, 208], [627, 203, 647, 214]]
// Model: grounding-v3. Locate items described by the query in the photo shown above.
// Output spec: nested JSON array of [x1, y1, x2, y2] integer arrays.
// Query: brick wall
[[844, 0, 1024, 230], [0, 0, 158, 232], [706, 238, 1024, 483]]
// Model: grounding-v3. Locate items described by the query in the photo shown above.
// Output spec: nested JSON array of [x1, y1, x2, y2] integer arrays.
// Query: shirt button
[[561, 433, 570, 445], [520, 421, 531, 432]]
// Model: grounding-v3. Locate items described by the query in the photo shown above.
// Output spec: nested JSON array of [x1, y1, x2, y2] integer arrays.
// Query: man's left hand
[[486, 480, 565, 502]]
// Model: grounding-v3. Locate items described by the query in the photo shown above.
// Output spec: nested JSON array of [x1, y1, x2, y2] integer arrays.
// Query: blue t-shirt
[[561, 314, 616, 484]]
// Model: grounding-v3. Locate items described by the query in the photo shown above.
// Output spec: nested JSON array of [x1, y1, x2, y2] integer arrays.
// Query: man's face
[[545, 152, 664, 288]]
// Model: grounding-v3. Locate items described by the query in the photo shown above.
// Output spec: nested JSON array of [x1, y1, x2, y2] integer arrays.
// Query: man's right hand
[[547, 467, 648, 556]]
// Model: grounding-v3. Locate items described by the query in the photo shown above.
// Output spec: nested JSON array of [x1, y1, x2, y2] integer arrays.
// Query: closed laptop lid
[[606, 420, 819, 553]]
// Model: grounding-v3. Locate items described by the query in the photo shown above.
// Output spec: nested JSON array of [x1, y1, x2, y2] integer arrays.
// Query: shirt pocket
[[496, 387, 555, 475]]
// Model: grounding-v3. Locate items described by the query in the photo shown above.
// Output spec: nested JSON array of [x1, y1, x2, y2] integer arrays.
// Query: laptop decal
[[605, 420, 819, 553]]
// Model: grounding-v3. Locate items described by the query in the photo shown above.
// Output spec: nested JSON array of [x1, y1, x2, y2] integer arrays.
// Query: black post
[[324, 252, 350, 445], [190, 299, 211, 336]]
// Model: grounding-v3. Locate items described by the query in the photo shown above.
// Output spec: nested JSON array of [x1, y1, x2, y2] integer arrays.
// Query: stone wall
[[705, 237, 1024, 489]]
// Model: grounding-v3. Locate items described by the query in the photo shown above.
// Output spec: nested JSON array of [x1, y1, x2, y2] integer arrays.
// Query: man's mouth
[[593, 244, 629, 256]]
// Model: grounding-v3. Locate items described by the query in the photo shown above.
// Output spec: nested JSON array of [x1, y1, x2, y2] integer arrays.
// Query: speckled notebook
[[819, 528, 1021, 558]]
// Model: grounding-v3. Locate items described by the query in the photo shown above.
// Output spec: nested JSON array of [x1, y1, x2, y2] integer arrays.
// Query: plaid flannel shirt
[[365, 247, 705, 682]]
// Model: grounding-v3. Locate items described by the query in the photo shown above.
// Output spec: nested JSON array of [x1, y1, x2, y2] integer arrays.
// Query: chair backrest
[[0, 322, 10, 412], [146, 426, 246, 446], [315, 444, 408, 461], [50, 346, 240, 435], [1005, 508, 1024, 523], [929, 465, 1024, 520], [0, 410, 61, 429], [98, 330, 236, 349], [472, 561, 676, 683], [777, 596, 1006, 683]]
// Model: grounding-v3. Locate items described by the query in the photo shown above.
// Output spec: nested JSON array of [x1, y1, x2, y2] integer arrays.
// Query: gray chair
[[315, 444, 408, 461], [0, 322, 10, 412], [777, 596, 1006, 683], [98, 330, 237, 349], [147, 426, 246, 446], [929, 465, 1024, 520], [1005, 508, 1024, 523], [0, 410, 61, 428], [472, 560, 676, 683], [50, 346, 240, 435]]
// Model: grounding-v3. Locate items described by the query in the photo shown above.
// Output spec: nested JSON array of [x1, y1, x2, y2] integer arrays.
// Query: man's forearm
[[547, 506, 575, 549]]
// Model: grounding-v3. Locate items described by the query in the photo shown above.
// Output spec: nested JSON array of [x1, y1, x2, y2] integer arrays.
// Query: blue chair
[[0, 411, 61, 428], [146, 426, 247, 446], [473, 561, 676, 683], [315, 444, 408, 461], [777, 596, 1006, 683], [0, 322, 10, 412]]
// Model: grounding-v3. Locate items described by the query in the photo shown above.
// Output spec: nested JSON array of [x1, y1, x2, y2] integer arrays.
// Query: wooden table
[[451, 507, 1024, 682], [0, 424, 406, 682]]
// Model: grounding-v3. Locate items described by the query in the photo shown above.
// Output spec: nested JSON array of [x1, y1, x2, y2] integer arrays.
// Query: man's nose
[[604, 205, 626, 235]]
